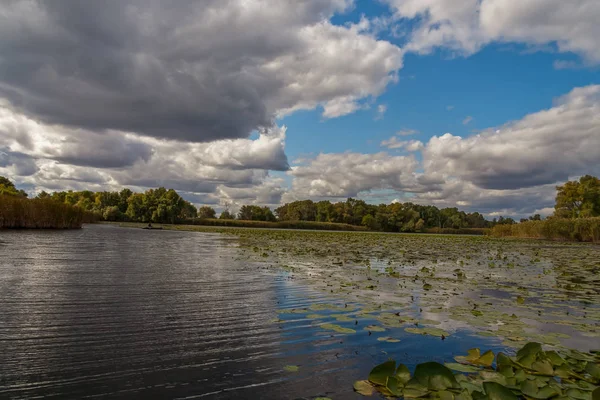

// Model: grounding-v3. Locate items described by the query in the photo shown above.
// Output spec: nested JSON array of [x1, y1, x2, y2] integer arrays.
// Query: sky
[[0, 0, 599, 218]]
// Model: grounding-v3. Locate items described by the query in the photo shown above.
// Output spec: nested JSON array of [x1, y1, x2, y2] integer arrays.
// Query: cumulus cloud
[[0, 0, 403, 142], [384, 0, 600, 63], [422, 85, 600, 190], [380, 137, 424, 151], [283, 152, 419, 202]]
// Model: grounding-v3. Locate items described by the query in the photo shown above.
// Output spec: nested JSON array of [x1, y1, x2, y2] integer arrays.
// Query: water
[[0, 224, 499, 399]]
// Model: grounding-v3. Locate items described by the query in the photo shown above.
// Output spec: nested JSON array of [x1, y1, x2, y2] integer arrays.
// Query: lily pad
[[483, 382, 518, 400], [320, 323, 356, 334], [378, 336, 401, 343], [369, 360, 396, 386], [364, 325, 386, 332], [284, 365, 299, 372], [413, 362, 459, 391], [405, 327, 449, 337], [354, 380, 375, 396], [445, 363, 482, 373]]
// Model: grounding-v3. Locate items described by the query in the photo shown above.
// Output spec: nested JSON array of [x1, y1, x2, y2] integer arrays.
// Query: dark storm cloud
[[0, 0, 270, 142], [0, 148, 38, 176], [0, 0, 397, 145]]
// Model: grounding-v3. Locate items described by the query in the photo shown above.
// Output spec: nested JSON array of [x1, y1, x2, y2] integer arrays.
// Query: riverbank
[[0, 195, 89, 229]]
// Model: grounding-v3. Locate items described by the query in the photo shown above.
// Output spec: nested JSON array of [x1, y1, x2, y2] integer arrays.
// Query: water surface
[[0, 225, 504, 399]]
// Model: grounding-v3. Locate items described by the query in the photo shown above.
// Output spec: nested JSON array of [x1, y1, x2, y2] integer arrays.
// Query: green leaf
[[369, 360, 396, 386], [438, 390, 456, 400], [354, 380, 375, 396], [386, 376, 401, 397], [585, 362, 600, 379], [405, 327, 450, 337], [544, 351, 566, 367], [483, 382, 519, 400], [445, 363, 482, 373], [396, 363, 412, 384], [517, 342, 543, 360], [532, 360, 555, 376], [516, 296, 525, 304], [497, 353, 514, 368], [414, 362, 460, 391], [404, 379, 432, 398], [456, 348, 481, 364], [320, 323, 356, 334], [566, 388, 591, 400], [364, 325, 386, 332], [377, 336, 401, 343], [284, 365, 299, 372], [475, 350, 495, 367], [592, 387, 599, 400]]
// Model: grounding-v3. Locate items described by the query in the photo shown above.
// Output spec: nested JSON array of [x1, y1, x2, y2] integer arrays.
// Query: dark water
[[0, 225, 499, 399]]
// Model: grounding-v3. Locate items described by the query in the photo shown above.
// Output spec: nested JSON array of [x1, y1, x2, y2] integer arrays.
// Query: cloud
[[0, 0, 403, 143], [553, 60, 584, 70], [380, 137, 424, 151], [396, 129, 418, 136], [375, 104, 388, 120], [384, 0, 600, 63], [422, 85, 600, 190], [283, 152, 419, 201], [462, 116, 473, 125]]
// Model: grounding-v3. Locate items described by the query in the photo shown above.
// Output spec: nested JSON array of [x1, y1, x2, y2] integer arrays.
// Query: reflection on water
[[0, 225, 501, 399]]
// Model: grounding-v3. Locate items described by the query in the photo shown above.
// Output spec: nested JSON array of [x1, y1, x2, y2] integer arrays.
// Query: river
[[1, 224, 507, 399]]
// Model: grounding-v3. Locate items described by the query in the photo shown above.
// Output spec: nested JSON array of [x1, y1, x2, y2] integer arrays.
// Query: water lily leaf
[[320, 323, 356, 334], [498, 366, 515, 378], [414, 362, 460, 391], [396, 364, 411, 384], [378, 336, 401, 343], [516, 296, 525, 304], [456, 349, 481, 364], [405, 327, 449, 337], [566, 388, 591, 400], [545, 351, 566, 367], [480, 371, 508, 386], [585, 362, 600, 379], [484, 382, 518, 400], [445, 363, 482, 373], [386, 376, 402, 397], [497, 353, 514, 368], [592, 387, 599, 400], [532, 360, 555, 376], [517, 343, 543, 360], [475, 350, 495, 367], [364, 325, 386, 332], [284, 365, 299, 372], [521, 380, 560, 399], [369, 360, 396, 386], [437, 390, 456, 400], [471, 310, 483, 317], [404, 379, 432, 398], [354, 380, 375, 396]]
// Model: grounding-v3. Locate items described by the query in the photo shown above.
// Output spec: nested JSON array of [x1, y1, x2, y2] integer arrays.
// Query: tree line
[[2, 174, 598, 231]]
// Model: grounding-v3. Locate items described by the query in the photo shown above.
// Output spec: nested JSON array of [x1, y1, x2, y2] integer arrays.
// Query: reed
[[182, 218, 368, 231], [0, 195, 93, 229], [488, 217, 600, 242]]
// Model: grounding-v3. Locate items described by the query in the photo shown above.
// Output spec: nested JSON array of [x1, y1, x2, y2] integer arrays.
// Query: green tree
[[555, 175, 600, 218], [198, 206, 216, 219], [0, 176, 26, 197], [219, 210, 235, 220]]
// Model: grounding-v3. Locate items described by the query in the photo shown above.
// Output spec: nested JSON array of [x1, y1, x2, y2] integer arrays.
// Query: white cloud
[[462, 116, 473, 125], [375, 104, 388, 120], [384, 0, 600, 63], [422, 85, 600, 190], [380, 137, 424, 151]]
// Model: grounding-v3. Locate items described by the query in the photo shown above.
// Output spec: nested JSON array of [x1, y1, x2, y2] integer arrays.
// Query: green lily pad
[[320, 323, 356, 334], [368, 360, 396, 386], [585, 362, 600, 379], [405, 327, 449, 337], [445, 363, 482, 373], [378, 336, 401, 343], [483, 382, 518, 400], [354, 380, 375, 396], [284, 365, 299, 372], [414, 362, 460, 391], [396, 363, 411, 384], [364, 325, 386, 332]]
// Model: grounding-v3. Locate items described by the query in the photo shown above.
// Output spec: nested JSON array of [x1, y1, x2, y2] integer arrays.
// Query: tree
[[0, 176, 26, 197], [555, 175, 600, 218], [219, 210, 235, 219], [198, 206, 216, 219]]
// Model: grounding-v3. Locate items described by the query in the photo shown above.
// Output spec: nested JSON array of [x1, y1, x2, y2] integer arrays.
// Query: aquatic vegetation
[[355, 343, 600, 399], [0, 195, 92, 228]]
